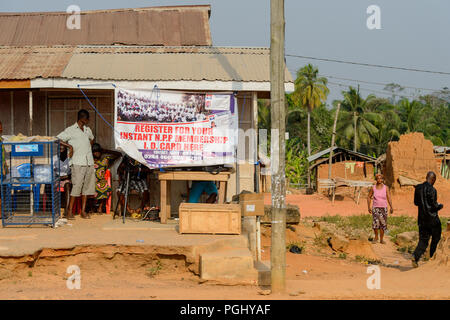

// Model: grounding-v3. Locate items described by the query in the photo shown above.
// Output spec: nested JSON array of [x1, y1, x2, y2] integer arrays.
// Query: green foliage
[[338, 253, 347, 259], [147, 260, 163, 278], [292, 64, 329, 113], [256, 64, 449, 185], [285, 138, 308, 185], [355, 255, 382, 265], [318, 214, 372, 232]]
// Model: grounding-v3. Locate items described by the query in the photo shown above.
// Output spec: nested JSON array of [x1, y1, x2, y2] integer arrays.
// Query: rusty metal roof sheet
[[62, 46, 294, 82], [0, 46, 75, 79], [0, 45, 293, 83], [0, 6, 212, 46]]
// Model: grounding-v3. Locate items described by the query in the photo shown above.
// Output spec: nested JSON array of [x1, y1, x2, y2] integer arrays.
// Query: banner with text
[[114, 88, 238, 168]]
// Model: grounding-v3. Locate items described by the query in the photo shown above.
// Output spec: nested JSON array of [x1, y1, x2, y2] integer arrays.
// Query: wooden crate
[[239, 193, 264, 216], [179, 203, 241, 235]]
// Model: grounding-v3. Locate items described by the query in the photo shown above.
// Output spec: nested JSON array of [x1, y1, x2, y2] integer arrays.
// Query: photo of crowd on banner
[[117, 90, 211, 123]]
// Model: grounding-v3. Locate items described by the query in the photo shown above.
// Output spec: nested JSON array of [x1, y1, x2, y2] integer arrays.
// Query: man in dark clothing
[[412, 171, 444, 267]]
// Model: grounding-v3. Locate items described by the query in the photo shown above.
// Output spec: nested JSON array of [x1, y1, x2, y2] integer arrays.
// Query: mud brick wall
[[318, 161, 374, 181], [385, 132, 438, 190]]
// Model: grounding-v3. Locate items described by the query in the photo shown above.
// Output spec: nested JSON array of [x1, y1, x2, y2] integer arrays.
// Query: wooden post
[[270, 0, 286, 293], [29, 91, 33, 215], [29, 91, 33, 136], [328, 103, 340, 179], [160, 180, 168, 224], [253, 91, 259, 193]]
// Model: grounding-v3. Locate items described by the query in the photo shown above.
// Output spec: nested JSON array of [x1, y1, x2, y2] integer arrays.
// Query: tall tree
[[383, 83, 405, 104], [292, 64, 329, 187], [372, 105, 401, 157], [397, 98, 425, 133], [335, 86, 381, 152]]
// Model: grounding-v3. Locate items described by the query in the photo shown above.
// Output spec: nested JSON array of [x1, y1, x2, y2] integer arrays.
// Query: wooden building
[[0, 6, 294, 217], [308, 147, 376, 192]]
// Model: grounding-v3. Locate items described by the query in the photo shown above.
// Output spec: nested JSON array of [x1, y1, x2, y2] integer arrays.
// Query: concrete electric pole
[[270, 0, 286, 293]]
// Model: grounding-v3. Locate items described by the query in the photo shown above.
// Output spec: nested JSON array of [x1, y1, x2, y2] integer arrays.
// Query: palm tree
[[397, 98, 425, 133], [372, 106, 401, 156], [397, 98, 445, 145], [335, 86, 381, 152], [292, 64, 329, 188], [292, 64, 329, 156]]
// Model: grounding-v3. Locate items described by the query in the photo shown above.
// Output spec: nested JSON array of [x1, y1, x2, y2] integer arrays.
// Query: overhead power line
[[287, 69, 446, 93], [286, 54, 450, 76], [288, 68, 433, 99], [319, 75, 440, 92], [327, 81, 418, 99]]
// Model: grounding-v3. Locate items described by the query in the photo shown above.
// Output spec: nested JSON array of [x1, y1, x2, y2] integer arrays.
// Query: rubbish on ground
[[289, 245, 303, 254]]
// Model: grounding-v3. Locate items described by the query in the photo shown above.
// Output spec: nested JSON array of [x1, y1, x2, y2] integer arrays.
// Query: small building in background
[[308, 147, 376, 192], [434, 146, 450, 179]]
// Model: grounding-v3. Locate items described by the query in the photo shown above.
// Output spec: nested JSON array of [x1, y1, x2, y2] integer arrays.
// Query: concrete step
[[200, 248, 258, 285], [255, 260, 271, 286]]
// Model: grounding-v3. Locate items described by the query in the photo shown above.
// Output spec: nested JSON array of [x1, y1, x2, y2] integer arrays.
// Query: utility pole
[[270, 0, 286, 293], [328, 103, 340, 179], [353, 85, 360, 152]]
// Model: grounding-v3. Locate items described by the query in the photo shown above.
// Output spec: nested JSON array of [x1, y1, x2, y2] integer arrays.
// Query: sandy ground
[[265, 187, 450, 218], [0, 191, 449, 300], [1, 247, 448, 300]]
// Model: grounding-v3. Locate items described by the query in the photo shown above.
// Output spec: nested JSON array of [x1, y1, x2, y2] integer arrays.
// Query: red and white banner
[[114, 88, 238, 168]]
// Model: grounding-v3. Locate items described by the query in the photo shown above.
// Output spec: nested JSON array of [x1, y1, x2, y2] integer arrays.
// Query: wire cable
[[286, 54, 450, 75]]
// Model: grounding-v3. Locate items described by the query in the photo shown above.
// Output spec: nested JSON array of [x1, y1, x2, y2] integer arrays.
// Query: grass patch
[[146, 260, 163, 278], [355, 255, 382, 265], [338, 253, 347, 259], [397, 245, 415, 254], [313, 233, 329, 248], [388, 216, 447, 243], [318, 214, 372, 237], [319, 215, 448, 244]]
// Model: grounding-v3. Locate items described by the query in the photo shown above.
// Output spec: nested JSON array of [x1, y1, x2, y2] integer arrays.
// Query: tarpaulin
[[114, 88, 238, 168]]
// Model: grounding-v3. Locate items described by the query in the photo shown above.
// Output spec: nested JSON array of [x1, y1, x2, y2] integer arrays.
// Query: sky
[[1, 0, 449, 105]]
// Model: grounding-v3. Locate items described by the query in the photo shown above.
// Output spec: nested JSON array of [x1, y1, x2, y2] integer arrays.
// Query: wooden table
[[157, 171, 231, 224]]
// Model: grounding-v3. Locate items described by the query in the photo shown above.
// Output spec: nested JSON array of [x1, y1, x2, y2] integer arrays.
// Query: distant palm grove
[[258, 64, 450, 185]]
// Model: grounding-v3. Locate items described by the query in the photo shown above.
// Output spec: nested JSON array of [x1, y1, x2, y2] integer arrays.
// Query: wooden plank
[[160, 180, 168, 224], [166, 180, 171, 220], [0, 91, 12, 135], [13, 91, 30, 135], [218, 181, 226, 203], [32, 92, 46, 136], [158, 171, 230, 181], [0, 80, 30, 88], [179, 203, 241, 234], [49, 110, 65, 137], [239, 193, 264, 216]]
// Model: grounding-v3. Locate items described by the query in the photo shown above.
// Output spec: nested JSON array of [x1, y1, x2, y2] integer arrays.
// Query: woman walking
[[367, 173, 394, 244]]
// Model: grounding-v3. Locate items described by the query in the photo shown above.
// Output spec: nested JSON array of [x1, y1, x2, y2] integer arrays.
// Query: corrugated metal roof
[[0, 6, 211, 46], [0, 46, 75, 79], [62, 46, 294, 82], [434, 146, 450, 153], [308, 146, 376, 163], [307, 147, 339, 162], [0, 45, 294, 83]]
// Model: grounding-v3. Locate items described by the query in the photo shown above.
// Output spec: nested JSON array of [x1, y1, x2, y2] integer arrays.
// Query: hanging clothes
[[345, 162, 356, 174]]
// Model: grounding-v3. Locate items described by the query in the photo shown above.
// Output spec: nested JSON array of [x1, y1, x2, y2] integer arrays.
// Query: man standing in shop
[[57, 109, 95, 219]]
